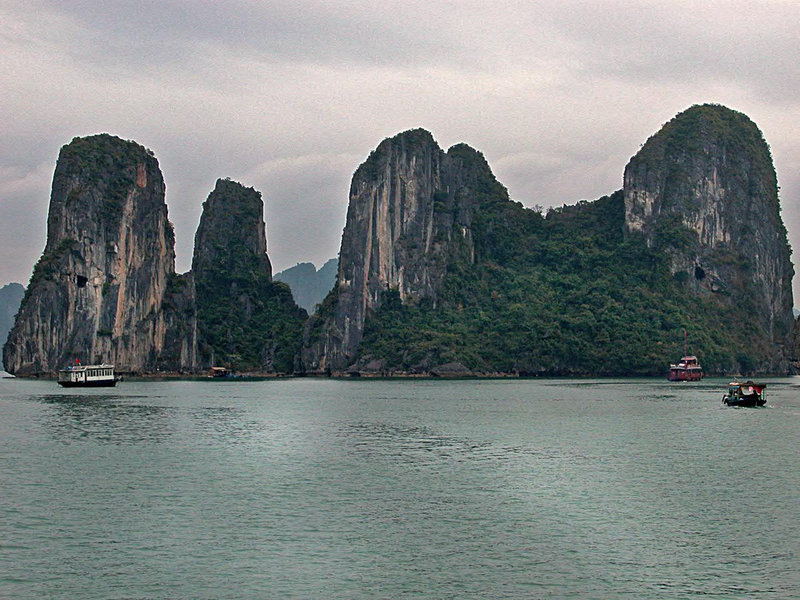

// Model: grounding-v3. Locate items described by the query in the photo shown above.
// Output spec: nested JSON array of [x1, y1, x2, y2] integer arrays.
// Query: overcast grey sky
[[2, 1, 799, 299]]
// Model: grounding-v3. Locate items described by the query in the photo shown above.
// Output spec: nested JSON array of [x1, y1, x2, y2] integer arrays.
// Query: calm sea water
[[1, 376, 798, 599]]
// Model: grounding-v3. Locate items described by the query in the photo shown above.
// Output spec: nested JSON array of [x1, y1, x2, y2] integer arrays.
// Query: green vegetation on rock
[[359, 191, 774, 376], [24, 238, 79, 301], [347, 105, 794, 376], [195, 273, 306, 373], [58, 134, 156, 228], [193, 179, 307, 373]]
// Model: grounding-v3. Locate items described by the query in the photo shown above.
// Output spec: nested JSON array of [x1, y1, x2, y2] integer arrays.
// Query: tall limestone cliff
[[154, 271, 199, 373], [4, 106, 793, 377], [3, 134, 175, 375], [191, 179, 306, 373], [624, 104, 794, 369], [303, 105, 794, 376], [301, 129, 508, 373]]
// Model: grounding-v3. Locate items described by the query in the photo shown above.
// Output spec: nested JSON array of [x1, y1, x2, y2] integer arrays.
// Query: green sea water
[[1, 377, 798, 599]]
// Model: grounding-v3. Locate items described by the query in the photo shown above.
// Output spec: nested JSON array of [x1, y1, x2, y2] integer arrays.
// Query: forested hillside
[[307, 105, 794, 376], [360, 193, 765, 375]]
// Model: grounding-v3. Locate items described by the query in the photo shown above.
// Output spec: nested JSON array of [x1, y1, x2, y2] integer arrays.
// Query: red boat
[[668, 330, 703, 381], [668, 355, 703, 381]]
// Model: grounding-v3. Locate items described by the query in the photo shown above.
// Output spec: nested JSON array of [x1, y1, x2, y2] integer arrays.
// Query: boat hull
[[723, 395, 765, 408], [57, 363, 117, 387], [669, 369, 703, 381], [668, 355, 703, 381], [57, 379, 117, 388], [722, 381, 766, 407]]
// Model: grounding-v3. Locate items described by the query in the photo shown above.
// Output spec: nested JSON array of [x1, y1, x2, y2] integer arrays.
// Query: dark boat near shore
[[722, 381, 766, 407]]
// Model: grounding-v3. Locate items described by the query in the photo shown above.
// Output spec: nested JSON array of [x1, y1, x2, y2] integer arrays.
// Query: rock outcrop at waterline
[[302, 105, 795, 376], [624, 104, 794, 371], [3, 135, 175, 375], [190, 179, 306, 373], [300, 129, 506, 373], [153, 179, 305, 374], [3, 105, 795, 377], [2, 140, 305, 376]]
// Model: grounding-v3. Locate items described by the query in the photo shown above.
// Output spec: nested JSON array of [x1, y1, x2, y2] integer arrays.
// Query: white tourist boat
[[57, 363, 117, 387]]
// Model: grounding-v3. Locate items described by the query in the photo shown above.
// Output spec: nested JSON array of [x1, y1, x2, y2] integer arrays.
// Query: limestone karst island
[[3, 104, 798, 378]]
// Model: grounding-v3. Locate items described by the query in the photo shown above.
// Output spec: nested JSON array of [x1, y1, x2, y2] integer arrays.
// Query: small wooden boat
[[57, 363, 117, 387], [668, 330, 703, 381], [668, 355, 703, 381], [722, 381, 766, 407]]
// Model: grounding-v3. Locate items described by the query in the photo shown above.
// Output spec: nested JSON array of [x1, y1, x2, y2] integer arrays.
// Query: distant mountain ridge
[[0, 283, 24, 351], [274, 258, 337, 313]]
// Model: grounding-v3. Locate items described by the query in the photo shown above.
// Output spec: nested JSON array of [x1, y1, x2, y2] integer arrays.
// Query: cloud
[[548, 1, 799, 95], [243, 153, 359, 272], [18, 1, 467, 75], [0, 162, 53, 285], [493, 149, 623, 208], [1, 0, 799, 301]]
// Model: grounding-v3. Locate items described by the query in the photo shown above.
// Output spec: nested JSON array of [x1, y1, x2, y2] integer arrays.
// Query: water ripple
[[1, 377, 797, 599]]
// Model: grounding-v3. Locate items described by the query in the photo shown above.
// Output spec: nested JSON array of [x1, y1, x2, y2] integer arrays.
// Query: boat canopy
[[729, 381, 766, 394]]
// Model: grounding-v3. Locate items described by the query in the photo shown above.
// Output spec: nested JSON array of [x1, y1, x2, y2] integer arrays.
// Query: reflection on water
[[342, 420, 594, 468], [346, 421, 490, 457], [37, 394, 174, 444], [35, 393, 268, 447]]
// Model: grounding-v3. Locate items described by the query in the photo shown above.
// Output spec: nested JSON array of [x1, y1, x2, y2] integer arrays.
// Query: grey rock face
[[3, 134, 175, 375], [156, 272, 199, 373], [301, 129, 506, 372], [624, 104, 794, 369]]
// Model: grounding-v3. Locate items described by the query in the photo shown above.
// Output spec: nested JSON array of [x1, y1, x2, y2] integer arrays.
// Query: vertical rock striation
[[5, 106, 793, 377], [156, 272, 199, 373], [301, 129, 507, 373], [624, 104, 794, 369], [3, 134, 175, 375]]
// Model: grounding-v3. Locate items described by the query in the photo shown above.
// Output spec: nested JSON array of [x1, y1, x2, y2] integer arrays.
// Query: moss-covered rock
[[192, 179, 306, 373]]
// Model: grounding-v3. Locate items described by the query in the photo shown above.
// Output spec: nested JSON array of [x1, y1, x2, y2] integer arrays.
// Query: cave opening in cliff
[[694, 266, 706, 280], [76, 275, 88, 288]]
